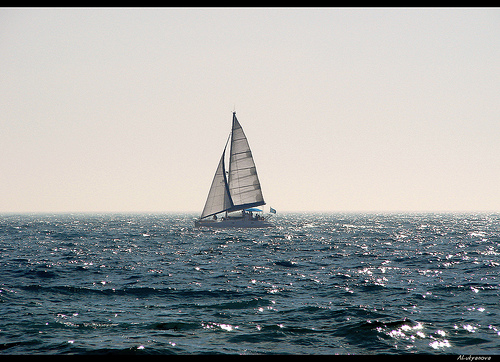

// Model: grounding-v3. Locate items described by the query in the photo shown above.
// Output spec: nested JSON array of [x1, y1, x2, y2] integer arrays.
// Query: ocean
[[0, 212, 499, 355]]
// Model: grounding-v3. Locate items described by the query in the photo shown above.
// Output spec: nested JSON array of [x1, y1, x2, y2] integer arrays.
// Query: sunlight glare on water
[[0, 212, 498, 354]]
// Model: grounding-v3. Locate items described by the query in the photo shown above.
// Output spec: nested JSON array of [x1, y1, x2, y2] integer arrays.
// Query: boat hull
[[194, 217, 272, 228]]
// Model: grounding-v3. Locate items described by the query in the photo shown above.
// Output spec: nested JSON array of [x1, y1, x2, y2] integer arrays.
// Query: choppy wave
[[0, 213, 499, 354]]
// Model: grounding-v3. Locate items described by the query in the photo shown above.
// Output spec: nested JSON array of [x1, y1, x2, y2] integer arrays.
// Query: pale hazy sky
[[1, 7, 499, 213]]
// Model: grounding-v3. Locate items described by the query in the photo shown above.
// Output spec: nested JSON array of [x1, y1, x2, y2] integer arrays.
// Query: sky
[[1, 7, 499, 213]]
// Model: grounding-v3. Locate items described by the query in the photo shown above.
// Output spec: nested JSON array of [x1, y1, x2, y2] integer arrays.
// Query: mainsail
[[200, 112, 265, 219], [228, 114, 265, 209]]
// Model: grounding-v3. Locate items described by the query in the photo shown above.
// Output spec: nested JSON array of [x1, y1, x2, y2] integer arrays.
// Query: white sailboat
[[195, 112, 274, 228]]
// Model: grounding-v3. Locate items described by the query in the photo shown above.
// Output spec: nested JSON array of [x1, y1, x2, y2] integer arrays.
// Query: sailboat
[[195, 112, 274, 228]]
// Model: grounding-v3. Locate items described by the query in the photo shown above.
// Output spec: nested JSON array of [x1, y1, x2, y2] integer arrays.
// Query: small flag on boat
[[270, 207, 276, 214]]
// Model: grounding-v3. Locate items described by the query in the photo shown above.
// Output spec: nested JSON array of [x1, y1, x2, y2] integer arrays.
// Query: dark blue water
[[1, 213, 499, 355]]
